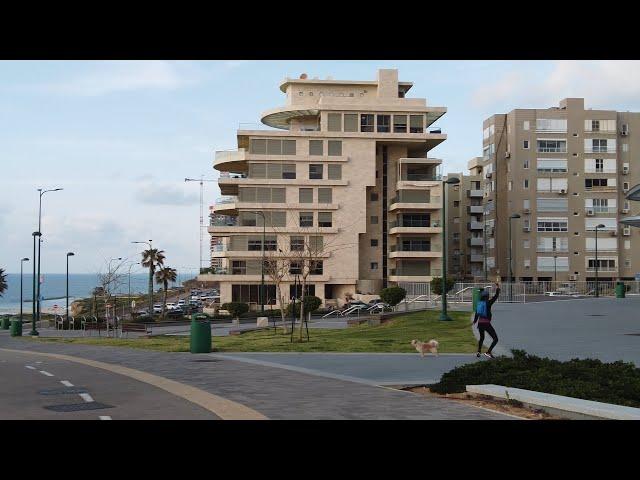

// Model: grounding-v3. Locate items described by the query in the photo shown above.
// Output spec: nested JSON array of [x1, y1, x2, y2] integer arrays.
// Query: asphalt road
[[0, 349, 219, 420]]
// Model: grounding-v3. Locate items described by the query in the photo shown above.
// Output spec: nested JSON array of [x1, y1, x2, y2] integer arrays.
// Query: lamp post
[[508, 213, 521, 302], [132, 240, 153, 313], [66, 252, 75, 326], [127, 262, 140, 316], [440, 177, 460, 321], [553, 255, 557, 284], [248, 211, 266, 314], [35, 187, 63, 331], [30, 232, 41, 336], [594, 224, 605, 298], [483, 219, 488, 282], [108, 257, 122, 326], [20, 257, 29, 323]]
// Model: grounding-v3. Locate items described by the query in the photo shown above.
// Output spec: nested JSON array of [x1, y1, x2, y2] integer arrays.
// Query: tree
[[263, 251, 291, 334], [430, 277, 456, 296], [286, 295, 321, 317], [155, 266, 177, 318], [96, 260, 126, 320], [0, 268, 7, 297], [379, 286, 406, 307], [141, 249, 165, 312]]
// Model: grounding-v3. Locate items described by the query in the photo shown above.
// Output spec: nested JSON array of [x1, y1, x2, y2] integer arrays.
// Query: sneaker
[[476, 352, 481, 358], [483, 352, 495, 359]]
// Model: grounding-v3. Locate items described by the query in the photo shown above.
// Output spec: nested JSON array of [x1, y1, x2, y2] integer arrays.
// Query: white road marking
[[39, 370, 54, 377], [35, 361, 42, 364], [60, 380, 74, 387], [99, 416, 112, 420], [25, 365, 36, 370], [79, 393, 94, 403]]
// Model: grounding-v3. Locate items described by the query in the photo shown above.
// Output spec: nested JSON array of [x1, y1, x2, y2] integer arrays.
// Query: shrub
[[430, 277, 456, 296], [379, 286, 406, 307], [286, 296, 322, 317], [221, 302, 249, 319], [130, 315, 153, 323], [429, 350, 640, 408]]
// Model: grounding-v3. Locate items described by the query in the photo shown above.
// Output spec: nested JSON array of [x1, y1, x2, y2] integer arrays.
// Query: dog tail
[[431, 339, 439, 347]]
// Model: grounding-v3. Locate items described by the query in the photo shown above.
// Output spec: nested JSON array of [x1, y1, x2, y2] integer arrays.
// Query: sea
[[0, 271, 199, 315]]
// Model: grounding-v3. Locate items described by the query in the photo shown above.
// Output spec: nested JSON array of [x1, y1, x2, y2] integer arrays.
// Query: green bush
[[429, 349, 640, 408], [222, 302, 249, 318], [430, 277, 456, 296], [286, 296, 322, 317], [379, 286, 406, 307]]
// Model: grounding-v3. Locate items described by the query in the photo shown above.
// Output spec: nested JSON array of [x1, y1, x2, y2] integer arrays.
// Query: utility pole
[[185, 176, 217, 274]]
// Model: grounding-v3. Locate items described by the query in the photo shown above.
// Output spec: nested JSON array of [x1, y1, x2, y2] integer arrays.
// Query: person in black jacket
[[473, 283, 501, 358]]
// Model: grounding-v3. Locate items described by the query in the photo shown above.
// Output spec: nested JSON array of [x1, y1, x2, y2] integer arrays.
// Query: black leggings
[[478, 323, 499, 353]]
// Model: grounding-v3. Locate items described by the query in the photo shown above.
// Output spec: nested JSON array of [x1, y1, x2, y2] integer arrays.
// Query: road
[[0, 349, 219, 420]]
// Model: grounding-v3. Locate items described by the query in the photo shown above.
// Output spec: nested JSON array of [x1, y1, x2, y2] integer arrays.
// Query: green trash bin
[[616, 282, 626, 299], [10, 319, 23, 337], [1, 317, 10, 330], [472, 288, 482, 312], [190, 314, 211, 354]]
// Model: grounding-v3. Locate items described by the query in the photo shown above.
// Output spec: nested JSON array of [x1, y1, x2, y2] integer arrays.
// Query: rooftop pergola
[[619, 183, 640, 228]]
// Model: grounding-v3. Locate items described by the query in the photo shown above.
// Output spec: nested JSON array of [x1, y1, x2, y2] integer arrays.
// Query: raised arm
[[489, 287, 501, 305]]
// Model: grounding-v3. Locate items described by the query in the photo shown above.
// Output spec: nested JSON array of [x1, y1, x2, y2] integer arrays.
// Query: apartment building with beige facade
[[473, 98, 640, 282], [198, 69, 447, 307]]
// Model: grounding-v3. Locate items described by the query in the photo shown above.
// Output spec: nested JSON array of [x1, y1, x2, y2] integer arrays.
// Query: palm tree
[[154, 267, 177, 318], [141, 249, 165, 315], [0, 268, 7, 298]]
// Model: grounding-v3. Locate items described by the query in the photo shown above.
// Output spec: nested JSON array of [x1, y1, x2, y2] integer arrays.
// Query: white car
[[166, 303, 177, 311], [177, 299, 186, 306]]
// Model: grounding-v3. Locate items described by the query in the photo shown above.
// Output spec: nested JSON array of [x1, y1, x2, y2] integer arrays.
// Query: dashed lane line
[[39, 370, 54, 377], [61, 380, 74, 387], [99, 416, 112, 420], [25, 365, 36, 370], [79, 393, 94, 403]]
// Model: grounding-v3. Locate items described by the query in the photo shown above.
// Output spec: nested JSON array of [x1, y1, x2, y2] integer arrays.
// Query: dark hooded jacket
[[473, 287, 500, 324]]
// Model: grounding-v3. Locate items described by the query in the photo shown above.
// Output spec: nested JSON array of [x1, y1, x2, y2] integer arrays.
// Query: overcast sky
[[2, 60, 640, 273]]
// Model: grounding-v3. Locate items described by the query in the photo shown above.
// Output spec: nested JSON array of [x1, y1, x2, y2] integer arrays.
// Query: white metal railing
[[585, 207, 617, 214], [585, 169, 617, 174], [585, 147, 617, 153]]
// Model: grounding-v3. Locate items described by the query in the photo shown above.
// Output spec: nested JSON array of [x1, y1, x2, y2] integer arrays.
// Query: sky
[[3, 60, 640, 274]]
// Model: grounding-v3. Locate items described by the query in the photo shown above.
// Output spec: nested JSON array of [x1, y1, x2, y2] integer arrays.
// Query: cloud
[[41, 61, 201, 97], [470, 61, 640, 111], [135, 182, 199, 206]]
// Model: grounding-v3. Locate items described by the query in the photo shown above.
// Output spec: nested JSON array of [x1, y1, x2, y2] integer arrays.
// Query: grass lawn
[[31, 310, 477, 354]]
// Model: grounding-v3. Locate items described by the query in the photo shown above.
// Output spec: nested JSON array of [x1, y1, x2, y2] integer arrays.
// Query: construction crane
[[185, 175, 217, 273]]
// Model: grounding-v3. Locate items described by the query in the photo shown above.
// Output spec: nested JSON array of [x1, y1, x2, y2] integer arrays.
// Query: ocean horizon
[[0, 271, 200, 315]]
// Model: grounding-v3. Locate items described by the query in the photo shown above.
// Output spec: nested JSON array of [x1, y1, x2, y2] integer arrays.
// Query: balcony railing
[[215, 149, 247, 163], [584, 168, 617, 174], [468, 205, 484, 214], [400, 173, 442, 181], [389, 195, 441, 205], [468, 237, 484, 246], [210, 218, 238, 226], [390, 268, 442, 277], [468, 221, 484, 230], [536, 248, 569, 253], [585, 248, 618, 253], [215, 196, 238, 204], [586, 266, 617, 272], [219, 172, 247, 179], [389, 220, 441, 228], [585, 207, 617, 214], [585, 185, 617, 192], [467, 190, 483, 198], [584, 147, 616, 154], [390, 243, 441, 252]]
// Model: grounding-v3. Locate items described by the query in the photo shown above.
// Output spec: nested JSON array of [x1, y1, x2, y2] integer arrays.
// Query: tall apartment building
[[444, 170, 484, 280], [476, 98, 640, 282], [199, 69, 447, 307]]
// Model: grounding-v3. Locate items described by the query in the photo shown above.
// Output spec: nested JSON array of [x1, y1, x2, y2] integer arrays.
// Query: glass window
[[310, 261, 323, 275], [309, 164, 323, 179], [523, 140, 529, 149], [309, 140, 323, 156], [290, 236, 304, 251], [537, 159, 567, 173], [371, 239, 378, 247], [266, 139, 281, 155], [282, 140, 296, 155], [370, 262, 379, 270], [282, 164, 296, 179], [344, 114, 358, 132], [371, 192, 379, 201], [328, 164, 342, 180], [289, 261, 302, 275], [248, 163, 265, 179], [370, 215, 378, 225], [537, 140, 567, 153], [250, 139, 266, 154], [327, 113, 342, 132], [299, 212, 313, 227], [309, 236, 323, 251], [394, 115, 407, 133], [377, 115, 390, 133], [360, 114, 374, 132], [299, 188, 313, 203], [318, 212, 332, 227], [318, 188, 332, 203], [409, 115, 424, 133], [327, 140, 342, 156]]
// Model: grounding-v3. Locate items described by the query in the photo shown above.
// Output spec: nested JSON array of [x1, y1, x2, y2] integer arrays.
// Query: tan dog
[[411, 339, 439, 357]]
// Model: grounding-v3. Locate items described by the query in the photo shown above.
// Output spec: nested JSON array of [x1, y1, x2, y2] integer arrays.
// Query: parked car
[[152, 304, 163, 314], [167, 308, 184, 317], [166, 303, 177, 311], [177, 299, 186, 306], [135, 309, 149, 316], [368, 298, 383, 305]]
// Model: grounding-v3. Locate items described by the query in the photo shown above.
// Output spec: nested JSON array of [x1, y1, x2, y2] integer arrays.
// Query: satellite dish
[[300, 73, 307, 79]]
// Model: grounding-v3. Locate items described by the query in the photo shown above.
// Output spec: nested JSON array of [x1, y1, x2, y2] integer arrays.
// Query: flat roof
[[279, 78, 413, 93]]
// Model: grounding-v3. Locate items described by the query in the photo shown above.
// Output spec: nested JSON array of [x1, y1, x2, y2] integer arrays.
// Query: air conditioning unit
[[523, 208, 530, 214], [610, 230, 618, 237], [621, 125, 629, 136], [569, 274, 578, 281], [523, 226, 531, 232], [559, 189, 567, 195], [623, 227, 631, 236], [622, 166, 629, 175], [624, 186, 630, 193], [622, 208, 630, 214], [505, 152, 511, 158], [486, 172, 492, 179], [586, 209, 595, 216]]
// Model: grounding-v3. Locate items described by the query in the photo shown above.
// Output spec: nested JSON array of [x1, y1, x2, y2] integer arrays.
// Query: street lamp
[[553, 255, 558, 284], [66, 252, 75, 326], [440, 177, 460, 321], [108, 257, 122, 325], [248, 211, 266, 314], [508, 213, 521, 302], [35, 187, 63, 331], [30, 232, 41, 336], [20, 257, 29, 324], [594, 224, 606, 298], [132, 240, 153, 313], [126, 262, 141, 316]]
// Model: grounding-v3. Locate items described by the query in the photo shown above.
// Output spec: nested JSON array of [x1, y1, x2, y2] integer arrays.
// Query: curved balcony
[[214, 149, 248, 173], [261, 106, 321, 130], [210, 196, 238, 215]]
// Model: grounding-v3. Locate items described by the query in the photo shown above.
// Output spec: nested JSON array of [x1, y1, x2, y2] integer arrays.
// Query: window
[[289, 284, 315, 299], [309, 140, 323, 156], [282, 164, 296, 179], [537, 256, 569, 272], [318, 188, 332, 203], [327, 113, 342, 132], [232, 284, 277, 304], [239, 187, 286, 203], [523, 121, 530, 131], [536, 118, 567, 132], [453, 200, 460, 207], [309, 236, 323, 251], [587, 259, 616, 270], [454, 217, 460, 224], [393, 115, 407, 133], [524, 258, 531, 268], [623, 143, 629, 152], [309, 164, 323, 179], [585, 237, 617, 251], [370, 262, 378, 270], [371, 239, 378, 247], [523, 159, 529, 169], [537, 139, 567, 153], [537, 217, 568, 232], [289, 261, 302, 275], [536, 178, 567, 192], [537, 158, 567, 173], [377, 115, 390, 133], [585, 178, 615, 190], [370, 215, 378, 225], [399, 214, 430, 227], [585, 158, 615, 173], [585, 218, 617, 231], [247, 236, 277, 251], [250, 139, 266, 154], [537, 237, 568, 252], [257, 139, 295, 155], [318, 212, 332, 227], [523, 140, 529, 149], [595, 158, 603, 172], [585, 138, 615, 153], [344, 114, 358, 132], [508, 181, 513, 191], [299, 188, 313, 203], [360, 114, 374, 132], [409, 115, 424, 133], [625, 240, 631, 250], [483, 143, 495, 159], [585, 119, 616, 132], [524, 179, 529, 189], [328, 164, 342, 180], [524, 240, 530, 249], [310, 261, 323, 275], [370, 192, 379, 201], [624, 182, 630, 190], [290, 236, 304, 251], [524, 199, 530, 209], [250, 163, 296, 179], [537, 198, 568, 212], [231, 260, 247, 275], [327, 140, 342, 156], [299, 212, 313, 227]]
